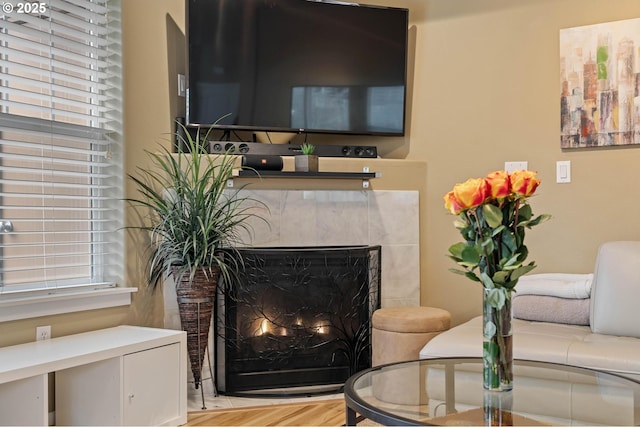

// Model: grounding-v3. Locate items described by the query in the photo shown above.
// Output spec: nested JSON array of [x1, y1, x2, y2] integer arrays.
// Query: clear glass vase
[[483, 389, 514, 425], [482, 290, 513, 391]]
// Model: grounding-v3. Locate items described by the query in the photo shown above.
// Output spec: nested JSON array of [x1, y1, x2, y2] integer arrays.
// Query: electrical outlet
[[36, 325, 51, 341], [504, 161, 528, 173]]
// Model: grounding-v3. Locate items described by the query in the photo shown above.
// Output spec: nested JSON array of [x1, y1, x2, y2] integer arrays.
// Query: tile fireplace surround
[[165, 189, 420, 319], [163, 189, 420, 389]]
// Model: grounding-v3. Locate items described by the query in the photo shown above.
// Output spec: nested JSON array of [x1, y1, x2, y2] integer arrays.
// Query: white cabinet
[[56, 343, 182, 426], [0, 326, 187, 426], [0, 375, 48, 426], [56, 357, 122, 425], [123, 344, 181, 425]]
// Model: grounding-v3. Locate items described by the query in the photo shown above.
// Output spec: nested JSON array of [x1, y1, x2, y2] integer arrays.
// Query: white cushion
[[420, 316, 590, 364], [420, 316, 640, 380], [590, 241, 640, 338]]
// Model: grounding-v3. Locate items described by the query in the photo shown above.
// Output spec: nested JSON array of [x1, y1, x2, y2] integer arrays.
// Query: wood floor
[[186, 398, 347, 426]]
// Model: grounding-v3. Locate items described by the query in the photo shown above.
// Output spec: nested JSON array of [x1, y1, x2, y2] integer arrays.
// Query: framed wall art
[[560, 17, 640, 148]]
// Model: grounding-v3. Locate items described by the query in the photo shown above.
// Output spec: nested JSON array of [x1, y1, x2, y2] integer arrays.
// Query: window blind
[[0, 0, 123, 295]]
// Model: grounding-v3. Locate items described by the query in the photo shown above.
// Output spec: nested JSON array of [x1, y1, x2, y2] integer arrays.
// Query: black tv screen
[[186, 0, 408, 136]]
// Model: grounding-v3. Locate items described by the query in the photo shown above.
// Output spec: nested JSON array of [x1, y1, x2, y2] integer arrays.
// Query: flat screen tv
[[186, 0, 409, 137]]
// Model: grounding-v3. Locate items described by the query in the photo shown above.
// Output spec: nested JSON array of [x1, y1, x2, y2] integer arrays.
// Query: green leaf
[[501, 229, 517, 253], [458, 261, 481, 268], [492, 270, 510, 285], [491, 225, 506, 237], [484, 321, 497, 339], [527, 213, 552, 227], [511, 263, 537, 282], [483, 204, 503, 228], [517, 203, 533, 222], [447, 255, 463, 263], [448, 242, 468, 259], [481, 271, 495, 289], [448, 268, 481, 282], [461, 245, 481, 265], [453, 218, 469, 229], [465, 271, 481, 282], [485, 288, 506, 310], [448, 268, 469, 276], [480, 237, 495, 254], [502, 253, 520, 268]]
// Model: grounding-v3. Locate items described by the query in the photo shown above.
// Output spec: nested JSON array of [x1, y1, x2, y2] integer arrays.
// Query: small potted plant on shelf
[[126, 124, 267, 390], [295, 142, 319, 172]]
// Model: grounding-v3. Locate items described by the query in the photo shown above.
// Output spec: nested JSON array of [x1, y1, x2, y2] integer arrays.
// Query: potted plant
[[295, 142, 319, 172], [126, 125, 266, 390]]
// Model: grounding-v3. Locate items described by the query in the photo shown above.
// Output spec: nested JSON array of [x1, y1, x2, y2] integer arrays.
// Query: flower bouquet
[[444, 170, 550, 391]]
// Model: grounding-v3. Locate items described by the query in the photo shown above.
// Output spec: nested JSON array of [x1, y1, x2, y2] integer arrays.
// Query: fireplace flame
[[314, 322, 329, 334], [258, 318, 270, 336], [253, 317, 331, 337]]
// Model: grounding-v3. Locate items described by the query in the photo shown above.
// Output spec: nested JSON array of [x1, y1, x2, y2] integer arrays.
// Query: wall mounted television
[[186, 0, 409, 137]]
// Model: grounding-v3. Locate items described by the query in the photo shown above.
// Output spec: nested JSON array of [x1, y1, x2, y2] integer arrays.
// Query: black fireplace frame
[[215, 245, 381, 396]]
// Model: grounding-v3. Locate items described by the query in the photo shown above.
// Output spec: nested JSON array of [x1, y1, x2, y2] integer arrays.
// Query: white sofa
[[419, 241, 640, 424], [420, 241, 640, 380]]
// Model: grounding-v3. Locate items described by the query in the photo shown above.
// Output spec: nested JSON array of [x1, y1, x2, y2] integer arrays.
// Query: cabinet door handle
[[128, 393, 135, 400]]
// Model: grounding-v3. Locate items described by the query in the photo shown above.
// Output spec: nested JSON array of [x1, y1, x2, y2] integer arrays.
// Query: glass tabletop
[[344, 357, 640, 426]]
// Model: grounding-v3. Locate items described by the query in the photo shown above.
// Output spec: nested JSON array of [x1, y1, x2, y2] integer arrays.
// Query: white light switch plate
[[556, 160, 571, 183], [504, 161, 528, 173], [177, 74, 186, 97]]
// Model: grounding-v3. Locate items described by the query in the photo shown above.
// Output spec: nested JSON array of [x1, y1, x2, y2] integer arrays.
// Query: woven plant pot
[[173, 266, 219, 388]]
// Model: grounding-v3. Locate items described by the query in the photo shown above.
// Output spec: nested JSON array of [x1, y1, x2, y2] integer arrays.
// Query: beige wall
[[126, 0, 640, 326], [408, 0, 640, 324], [4, 0, 640, 346]]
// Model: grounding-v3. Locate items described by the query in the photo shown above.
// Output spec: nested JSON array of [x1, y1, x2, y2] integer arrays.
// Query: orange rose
[[444, 191, 464, 215], [452, 177, 489, 211], [485, 170, 511, 198], [510, 170, 540, 197]]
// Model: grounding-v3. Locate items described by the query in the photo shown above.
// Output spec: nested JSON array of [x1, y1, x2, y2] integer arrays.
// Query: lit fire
[[257, 318, 270, 336], [253, 317, 330, 336]]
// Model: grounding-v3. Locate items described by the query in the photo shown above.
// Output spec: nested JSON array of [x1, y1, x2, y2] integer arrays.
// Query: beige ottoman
[[372, 306, 451, 365], [371, 306, 451, 404]]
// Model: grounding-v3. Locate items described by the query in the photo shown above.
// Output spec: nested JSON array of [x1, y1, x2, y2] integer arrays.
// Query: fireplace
[[216, 245, 381, 395]]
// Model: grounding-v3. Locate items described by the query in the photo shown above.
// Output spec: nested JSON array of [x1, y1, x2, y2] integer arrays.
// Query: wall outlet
[[504, 161, 528, 173], [36, 325, 51, 341]]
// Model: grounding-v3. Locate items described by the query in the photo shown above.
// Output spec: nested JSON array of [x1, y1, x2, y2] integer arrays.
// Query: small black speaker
[[241, 155, 284, 171]]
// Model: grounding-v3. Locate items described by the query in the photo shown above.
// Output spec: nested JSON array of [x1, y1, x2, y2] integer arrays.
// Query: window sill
[[0, 287, 137, 322]]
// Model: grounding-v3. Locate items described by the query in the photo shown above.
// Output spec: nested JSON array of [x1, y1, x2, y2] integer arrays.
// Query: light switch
[[504, 161, 528, 173], [556, 160, 571, 183], [177, 74, 186, 97]]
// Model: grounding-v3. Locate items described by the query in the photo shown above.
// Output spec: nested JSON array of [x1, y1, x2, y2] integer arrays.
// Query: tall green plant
[[127, 126, 267, 289]]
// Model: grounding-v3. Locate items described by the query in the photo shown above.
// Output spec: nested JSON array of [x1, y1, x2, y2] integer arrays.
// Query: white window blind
[[0, 0, 123, 296]]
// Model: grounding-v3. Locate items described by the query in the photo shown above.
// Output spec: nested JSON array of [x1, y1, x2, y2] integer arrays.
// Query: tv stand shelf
[[232, 170, 379, 188], [234, 170, 378, 179]]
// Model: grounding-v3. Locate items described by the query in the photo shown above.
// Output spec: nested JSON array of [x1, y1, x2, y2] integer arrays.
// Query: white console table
[[0, 325, 187, 426]]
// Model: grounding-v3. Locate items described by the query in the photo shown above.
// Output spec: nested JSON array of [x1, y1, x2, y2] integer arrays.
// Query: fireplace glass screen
[[216, 245, 381, 395]]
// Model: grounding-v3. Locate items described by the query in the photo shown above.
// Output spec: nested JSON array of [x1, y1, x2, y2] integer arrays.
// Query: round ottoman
[[372, 306, 451, 366], [371, 306, 451, 405]]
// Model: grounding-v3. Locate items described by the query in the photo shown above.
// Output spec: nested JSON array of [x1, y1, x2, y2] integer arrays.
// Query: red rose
[[452, 177, 489, 211], [444, 191, 464, 215], [485, 170, 511, 199], [510, 170, 540, 197]]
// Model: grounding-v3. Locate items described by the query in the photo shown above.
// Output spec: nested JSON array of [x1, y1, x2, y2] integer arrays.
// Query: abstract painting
[[560, 18, 640, 148]]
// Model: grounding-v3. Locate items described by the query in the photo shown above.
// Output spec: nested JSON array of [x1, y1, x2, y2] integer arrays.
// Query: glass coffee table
[[344, 357, 640, 426]]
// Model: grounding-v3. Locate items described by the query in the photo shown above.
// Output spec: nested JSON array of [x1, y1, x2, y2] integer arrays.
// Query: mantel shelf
[[230, 169, 379, 189], [233, 170, 379, 179]]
